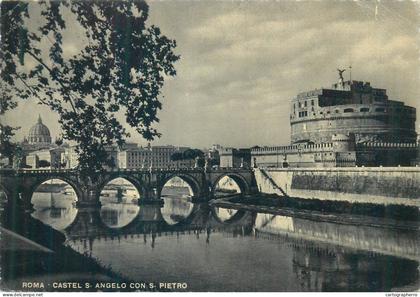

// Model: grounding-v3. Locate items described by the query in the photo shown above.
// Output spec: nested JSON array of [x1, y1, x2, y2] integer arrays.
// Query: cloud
[[5, 1, 420, 148]]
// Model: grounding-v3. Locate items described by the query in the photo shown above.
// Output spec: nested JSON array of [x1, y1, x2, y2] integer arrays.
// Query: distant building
[[291, 80, 416, 144], [27, 115, 52, 146], [206, 144, 221, 167], [219, 148, 251, 168], [118, 145, 195, 169], [64, 145, 119, 170], [412, 135, 420, 166], [252, 134, 357, 168], [252, 79, 418, 167], [16, 116, 63, 169], [21, 115, 57, 153], [27, 147, 65, 169]]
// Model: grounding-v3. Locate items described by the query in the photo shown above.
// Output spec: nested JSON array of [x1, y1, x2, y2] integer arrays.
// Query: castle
[[252, 79, 419, 167]]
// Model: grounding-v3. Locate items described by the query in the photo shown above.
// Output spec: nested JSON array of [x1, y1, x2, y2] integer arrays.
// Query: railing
[[357, 142, 418, 148], [0, 166, 252, 175], [251, 143, 334, 154]]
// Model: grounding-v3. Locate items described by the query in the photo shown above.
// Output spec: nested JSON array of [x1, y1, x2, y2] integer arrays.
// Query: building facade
[[252, 79, 418, 168], [64, 145, 119, 170], [15, 116, 61, 169], [290, 80, 416, 144], [118, 145, 195, 169], [219, 148, 251, 168], [27, 115, 52, 146]]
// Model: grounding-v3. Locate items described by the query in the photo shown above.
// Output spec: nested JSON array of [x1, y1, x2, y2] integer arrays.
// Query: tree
[[182, 149, 204, 160], [171, 149, 204, 161], [1, 0, 179, 180], [38, 160, 51, 168], [0, 89, 19, 164], [55, 137, 63, 146]]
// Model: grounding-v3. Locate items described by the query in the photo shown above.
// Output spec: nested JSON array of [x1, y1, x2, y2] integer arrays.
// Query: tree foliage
[[38, 159, 51, 168], [1, 0, 179, 179], [170, 149, 204, 161], [0, 83, 19, 163]]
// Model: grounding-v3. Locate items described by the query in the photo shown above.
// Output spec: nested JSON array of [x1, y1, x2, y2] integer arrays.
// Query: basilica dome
[[28, 115, 52, 144]]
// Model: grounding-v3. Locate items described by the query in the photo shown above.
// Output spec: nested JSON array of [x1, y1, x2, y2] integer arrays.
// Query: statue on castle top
[[337, 68, 346, 81]]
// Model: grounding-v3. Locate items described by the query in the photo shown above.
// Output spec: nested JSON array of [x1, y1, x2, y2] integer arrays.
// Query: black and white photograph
[[0, 0, 419, 293]]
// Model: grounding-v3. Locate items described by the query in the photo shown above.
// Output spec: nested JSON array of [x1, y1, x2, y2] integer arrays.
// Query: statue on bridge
[[12, 147, 25, 169]]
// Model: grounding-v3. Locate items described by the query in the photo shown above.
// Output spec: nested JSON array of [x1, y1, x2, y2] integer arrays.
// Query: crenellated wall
[[254, 167, 420, 207]]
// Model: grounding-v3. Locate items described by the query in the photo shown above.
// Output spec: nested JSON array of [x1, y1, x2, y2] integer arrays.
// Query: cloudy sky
[[4, 0, 420, 148]]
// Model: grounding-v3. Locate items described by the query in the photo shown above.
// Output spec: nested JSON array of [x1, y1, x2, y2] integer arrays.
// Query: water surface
[[30, 187, 419, 292]]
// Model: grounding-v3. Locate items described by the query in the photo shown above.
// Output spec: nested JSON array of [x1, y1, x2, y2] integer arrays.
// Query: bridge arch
[[27, 176, 83, 205], [158, 173, 201, 199], [211, 206, 246, 224], [211, 173, 250, 198], [95, 174, 146, 203]]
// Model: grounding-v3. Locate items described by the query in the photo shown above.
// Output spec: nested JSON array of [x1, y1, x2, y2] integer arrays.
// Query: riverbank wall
[[254, 167, 420, 207]]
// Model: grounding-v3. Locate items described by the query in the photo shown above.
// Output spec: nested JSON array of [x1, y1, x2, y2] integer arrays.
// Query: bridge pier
[[21, 192, 35, 212], [138, 187, 164, 206], [191, 196, 209, 203], [76, 189, 102, 208], [76, 200, 101, 208], [7, 190, 35, 212]]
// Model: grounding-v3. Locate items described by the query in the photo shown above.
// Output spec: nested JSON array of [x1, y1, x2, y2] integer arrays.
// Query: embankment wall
[[254, 167, 420, 207]]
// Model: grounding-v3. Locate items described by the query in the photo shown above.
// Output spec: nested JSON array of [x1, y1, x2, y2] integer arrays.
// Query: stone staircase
[[254, 168, 288, 197]]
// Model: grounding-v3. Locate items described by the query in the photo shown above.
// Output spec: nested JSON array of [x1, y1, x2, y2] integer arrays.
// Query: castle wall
[[291, 107, 416, 144], [290, 81, 417, 144], [254, 167, 420, 207]]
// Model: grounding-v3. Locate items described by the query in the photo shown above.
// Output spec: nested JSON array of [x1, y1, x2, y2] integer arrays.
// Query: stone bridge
[[0, 168, 257, 208]]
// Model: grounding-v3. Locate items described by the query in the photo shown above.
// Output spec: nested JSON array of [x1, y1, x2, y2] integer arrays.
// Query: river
[[22, 186, 420, 291]]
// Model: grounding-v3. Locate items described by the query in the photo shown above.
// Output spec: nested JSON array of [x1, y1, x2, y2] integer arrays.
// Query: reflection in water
[[161, 178, 194, 225], [254, 213, 420, 261], [64, 202, 419, 291], [254, 213, 420, 291], [214, 176, 241, 197], [98, 178, 141, 228], [100, 178, 140, 205], [100, 203, 140, 228], [213, 207, 238, 222], [18, 186, 420, 291], [0, 189, 7, 210], [161, 197, 194, 225], [31, 180, 78, 230]]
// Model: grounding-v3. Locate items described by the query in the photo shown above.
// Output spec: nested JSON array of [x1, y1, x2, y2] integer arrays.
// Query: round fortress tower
[[332, 133, 355, 152], [290, 80, 417, 144]]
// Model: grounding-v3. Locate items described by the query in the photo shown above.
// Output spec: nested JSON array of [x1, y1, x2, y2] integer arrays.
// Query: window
[[335, 110, 340, 113], [304, 101, 307, 107], [360, 107, 370, 112], [375, 108, 385, 112], [311, 100, 314, 106], [344, 108, 354, 113]]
